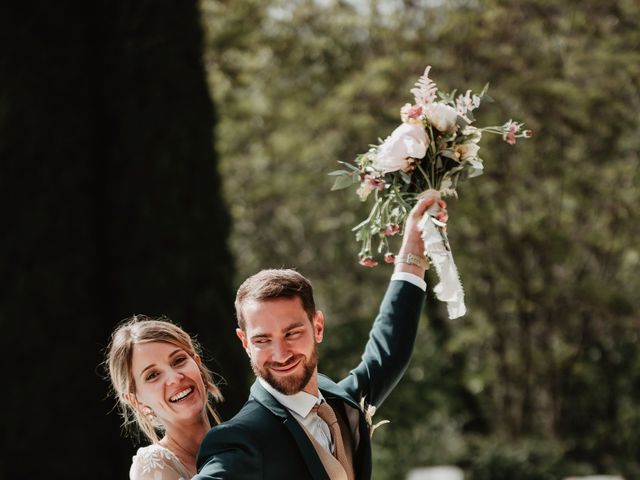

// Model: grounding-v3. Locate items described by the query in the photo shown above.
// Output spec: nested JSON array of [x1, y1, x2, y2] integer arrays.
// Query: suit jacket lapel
[[249, 380, 330, 480]]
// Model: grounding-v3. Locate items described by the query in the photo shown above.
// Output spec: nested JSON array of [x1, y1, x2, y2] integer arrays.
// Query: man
[[195, 196, 446, 479]]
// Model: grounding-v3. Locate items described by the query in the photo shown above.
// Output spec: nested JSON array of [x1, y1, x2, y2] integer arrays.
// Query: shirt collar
[[258, 377, 324, 418]]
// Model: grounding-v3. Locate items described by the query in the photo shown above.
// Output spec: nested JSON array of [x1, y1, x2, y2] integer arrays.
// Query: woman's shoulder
[[130, 444, 190, 480]]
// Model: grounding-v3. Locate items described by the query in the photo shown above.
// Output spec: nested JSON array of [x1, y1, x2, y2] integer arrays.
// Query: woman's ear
[[122, 392, 138, 409]]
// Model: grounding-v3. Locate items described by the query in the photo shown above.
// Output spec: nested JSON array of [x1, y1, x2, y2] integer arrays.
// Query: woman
[[107, 315, 223, 480]]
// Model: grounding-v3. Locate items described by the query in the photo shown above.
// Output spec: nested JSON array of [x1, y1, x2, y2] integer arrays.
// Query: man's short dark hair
[[235, 269, 316, 330]]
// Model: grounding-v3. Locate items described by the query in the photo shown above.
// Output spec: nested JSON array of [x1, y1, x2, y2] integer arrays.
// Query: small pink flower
[[400, 103, 423, 123], [356, 175, 385, 201], [503, 121, 521, 145], [384, 224, 400, 236], [359, 257, 378, 267], [384, 253, 395, 264], [523, 130, 533, 138], [363, 175, 385, 191]]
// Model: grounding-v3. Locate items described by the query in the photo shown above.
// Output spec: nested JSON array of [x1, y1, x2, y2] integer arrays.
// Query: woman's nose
[[165, 369, 184, 385]]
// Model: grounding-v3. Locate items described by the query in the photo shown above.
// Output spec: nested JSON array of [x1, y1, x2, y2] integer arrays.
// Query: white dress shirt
[[259, 378, 335, 454], [390, 271, 426, 291]]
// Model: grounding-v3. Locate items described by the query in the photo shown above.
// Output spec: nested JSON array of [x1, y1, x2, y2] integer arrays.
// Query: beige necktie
[[313, 402, 354, 480]]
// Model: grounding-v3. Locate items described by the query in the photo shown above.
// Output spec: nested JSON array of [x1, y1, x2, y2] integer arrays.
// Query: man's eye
[[287, 331, 302, 339], [253, 339, 269, 345]]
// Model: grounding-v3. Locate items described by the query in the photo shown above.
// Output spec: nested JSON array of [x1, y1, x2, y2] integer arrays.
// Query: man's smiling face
[[236, 295, 324, 395]]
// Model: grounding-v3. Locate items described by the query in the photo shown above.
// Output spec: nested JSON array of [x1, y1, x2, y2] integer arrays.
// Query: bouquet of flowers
[[330, 66, 532, 318]]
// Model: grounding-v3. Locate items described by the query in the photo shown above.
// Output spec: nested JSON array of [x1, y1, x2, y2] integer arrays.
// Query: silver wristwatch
[[394, 252, 430, 269]]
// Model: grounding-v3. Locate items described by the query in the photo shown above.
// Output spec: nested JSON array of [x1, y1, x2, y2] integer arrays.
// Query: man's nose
[[272, 339, 292, 363]]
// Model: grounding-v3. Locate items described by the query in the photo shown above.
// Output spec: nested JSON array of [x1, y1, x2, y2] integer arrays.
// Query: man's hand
[[394, 192, 448, 277]]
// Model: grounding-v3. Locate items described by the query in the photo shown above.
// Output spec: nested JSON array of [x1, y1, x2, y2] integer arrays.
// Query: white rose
[[424, 102, 458, 132], [374, 123, 428, 173], [455, 142, 480, 160]]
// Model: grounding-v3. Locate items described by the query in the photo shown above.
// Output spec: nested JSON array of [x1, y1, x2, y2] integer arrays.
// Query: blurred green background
[[1, 0, 638, 478]]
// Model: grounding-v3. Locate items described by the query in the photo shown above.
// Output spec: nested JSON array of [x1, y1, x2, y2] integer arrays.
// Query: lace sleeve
[[130, 445, 191, 480]]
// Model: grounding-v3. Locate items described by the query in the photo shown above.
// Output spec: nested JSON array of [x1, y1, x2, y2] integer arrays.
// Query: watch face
[[408, 253, 428, 268]]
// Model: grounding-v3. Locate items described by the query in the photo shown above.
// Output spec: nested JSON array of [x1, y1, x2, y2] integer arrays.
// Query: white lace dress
[[130, 443, 194, 480]]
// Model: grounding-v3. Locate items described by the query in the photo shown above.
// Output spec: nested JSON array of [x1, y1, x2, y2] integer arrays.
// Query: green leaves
[[330, 171, 358, 191], [329, 161, 362, 190]]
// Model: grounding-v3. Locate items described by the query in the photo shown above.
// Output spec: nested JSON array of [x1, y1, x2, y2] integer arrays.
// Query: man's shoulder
[[317, 373, 338, 389], [318, 373, 360, 404], [196, 398, 270, 476]]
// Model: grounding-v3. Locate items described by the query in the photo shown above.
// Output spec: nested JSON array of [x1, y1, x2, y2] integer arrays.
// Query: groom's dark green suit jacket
[[195, 279, 425, 480]]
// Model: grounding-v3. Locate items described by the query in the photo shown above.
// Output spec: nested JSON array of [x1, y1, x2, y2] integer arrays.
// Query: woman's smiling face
[[130, 341, 207, 428]]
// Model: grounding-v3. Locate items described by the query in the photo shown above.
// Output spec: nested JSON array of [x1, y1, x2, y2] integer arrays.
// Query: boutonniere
[[359, 398, 390, 438]]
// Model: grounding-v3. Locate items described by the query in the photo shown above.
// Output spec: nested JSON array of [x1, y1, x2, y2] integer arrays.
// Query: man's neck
[[257, 373, 320, 398], [258, 377, 324, 419], [301, 373, 319, 397]]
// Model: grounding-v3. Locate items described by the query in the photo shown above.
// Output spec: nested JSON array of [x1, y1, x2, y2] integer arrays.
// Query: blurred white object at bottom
[[564, 476, 624, 480], [406, 466, 464, 480]]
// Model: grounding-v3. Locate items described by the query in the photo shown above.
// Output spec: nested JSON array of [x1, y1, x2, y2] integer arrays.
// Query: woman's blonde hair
[[106, 315, 222, 443]]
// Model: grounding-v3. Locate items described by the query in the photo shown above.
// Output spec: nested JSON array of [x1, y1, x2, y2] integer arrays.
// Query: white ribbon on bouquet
[[418, 190, 467, 319]]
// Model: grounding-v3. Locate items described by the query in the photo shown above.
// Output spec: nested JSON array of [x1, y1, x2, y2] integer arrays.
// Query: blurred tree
[[202, 0, 639, 478], [0, 1, 244, 478]]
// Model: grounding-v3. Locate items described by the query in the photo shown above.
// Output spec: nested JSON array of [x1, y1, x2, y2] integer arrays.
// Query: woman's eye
[[173, 356, 187, 366], [145, 371, 159, 381]]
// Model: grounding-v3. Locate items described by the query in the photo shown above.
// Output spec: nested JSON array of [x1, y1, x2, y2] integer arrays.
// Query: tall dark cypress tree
[[0, 2, 247, 477]]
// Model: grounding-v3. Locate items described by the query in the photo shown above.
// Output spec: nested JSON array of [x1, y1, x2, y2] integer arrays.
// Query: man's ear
[[313, 311, 324, 343], [236, 328, 249, 351]]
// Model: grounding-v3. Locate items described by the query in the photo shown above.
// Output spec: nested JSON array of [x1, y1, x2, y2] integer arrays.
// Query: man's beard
[[252, 344, 318, 395]]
